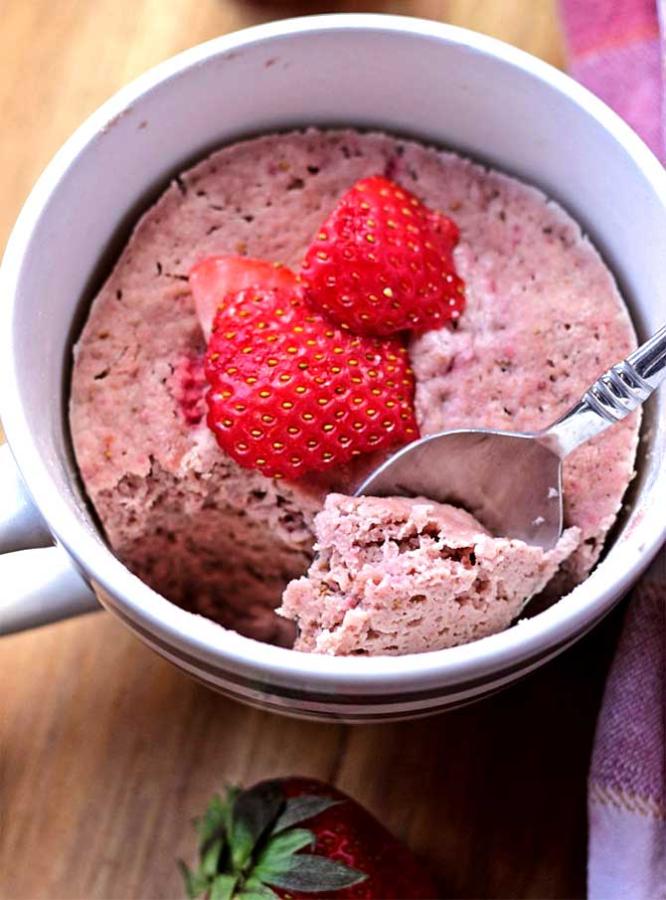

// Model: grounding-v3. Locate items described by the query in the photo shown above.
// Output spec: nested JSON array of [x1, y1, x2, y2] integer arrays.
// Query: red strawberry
[[301, 175, 465, 337], [179, 778, 439, 899], [190, 256, 299, 339], [205, 285, 418, 479]]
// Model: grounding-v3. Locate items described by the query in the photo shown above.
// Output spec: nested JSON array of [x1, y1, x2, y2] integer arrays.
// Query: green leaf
[[237, 893, 279, 900], [177, 860, 211, 899], [201, 837, 224, 879], [264, 855, 367, 893], [221, 786, 241, 836], [238, 882, 280, 900], [257, 828, 315, 866], [196, 794, 227, 845], [230, 781, 285, 871], [271, 796, 341, 834], [255, 829, 314, 875], [209, 874, 237, 900], [230, 820, 255, 874]]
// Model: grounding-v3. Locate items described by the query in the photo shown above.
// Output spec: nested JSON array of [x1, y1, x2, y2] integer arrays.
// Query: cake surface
[[69, 128, 639, 647], [279, 495, 581, 655]]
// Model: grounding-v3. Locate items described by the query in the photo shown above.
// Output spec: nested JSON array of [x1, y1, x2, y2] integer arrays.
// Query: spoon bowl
[[357, 324, 666, 549], [356, 429, 564, 549]]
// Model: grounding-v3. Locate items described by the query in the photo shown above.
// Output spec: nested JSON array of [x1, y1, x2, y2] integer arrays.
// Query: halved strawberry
[[301, 175, 465, 336], [190, 256, 299, 339], [205, 285, 418, 479]]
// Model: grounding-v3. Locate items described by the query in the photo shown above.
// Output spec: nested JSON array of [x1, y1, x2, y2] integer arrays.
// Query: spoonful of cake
[[356, 324, 666, 550]]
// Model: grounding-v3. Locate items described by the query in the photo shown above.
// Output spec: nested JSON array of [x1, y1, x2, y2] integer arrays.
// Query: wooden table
[[0, 3, 619, 897]]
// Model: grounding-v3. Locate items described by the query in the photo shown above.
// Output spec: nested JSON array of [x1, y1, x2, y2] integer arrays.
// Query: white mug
[[1, 15, 665, 722]]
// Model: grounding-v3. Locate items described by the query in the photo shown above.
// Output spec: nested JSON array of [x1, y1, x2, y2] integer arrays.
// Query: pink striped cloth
[[559, 2, 666, 896]]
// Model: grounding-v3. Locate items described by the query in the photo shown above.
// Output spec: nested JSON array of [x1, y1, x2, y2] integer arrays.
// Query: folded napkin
[[560, 1, 666, 896]]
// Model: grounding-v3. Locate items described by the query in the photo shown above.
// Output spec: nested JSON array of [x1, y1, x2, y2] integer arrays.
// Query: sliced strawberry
[[301, 175, 465, 336], [190, 255, 299, 339], [205, 285, 418, 479]]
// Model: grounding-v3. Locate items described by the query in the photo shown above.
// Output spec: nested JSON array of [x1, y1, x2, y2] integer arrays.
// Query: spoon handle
[[541, 323, 666, 458]]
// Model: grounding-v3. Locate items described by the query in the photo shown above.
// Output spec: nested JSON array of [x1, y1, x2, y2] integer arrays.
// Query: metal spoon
[[356, 324, 666, 550]]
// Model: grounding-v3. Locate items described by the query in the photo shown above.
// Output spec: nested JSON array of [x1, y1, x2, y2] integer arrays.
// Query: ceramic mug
[[1, 15, 665, 722]]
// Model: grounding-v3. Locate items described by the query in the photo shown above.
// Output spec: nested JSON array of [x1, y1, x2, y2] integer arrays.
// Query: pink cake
[[280, 495, 580, 655], [69, 128, 639, 652]]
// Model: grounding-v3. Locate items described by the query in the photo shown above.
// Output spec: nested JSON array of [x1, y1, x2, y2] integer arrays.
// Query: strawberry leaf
[[263, 855, 367, 893], [237, 895, 274, 900], [195, 793, 228, 845], [255, 828, 314, 875], [201, 837, 224, 879], [221, 786, 241, 836], [238, 893, 279, 900], [238, 881, 280, 900], [178, 860, 211, 899], [209, 874, 238, 900], [271, 796, 340, 834], [231, 781, 285, 871]]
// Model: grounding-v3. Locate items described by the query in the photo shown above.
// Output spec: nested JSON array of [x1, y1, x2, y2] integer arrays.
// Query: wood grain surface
[[0, 3, 619, 899]]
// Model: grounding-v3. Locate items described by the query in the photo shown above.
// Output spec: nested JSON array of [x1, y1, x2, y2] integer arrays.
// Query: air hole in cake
[[473, 576, 491, 596]]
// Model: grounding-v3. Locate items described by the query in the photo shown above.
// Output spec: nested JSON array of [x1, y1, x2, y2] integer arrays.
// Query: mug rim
[[2, 13, 666, 691]]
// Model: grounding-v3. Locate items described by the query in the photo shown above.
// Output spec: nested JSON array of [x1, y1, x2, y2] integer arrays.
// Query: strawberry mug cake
[[69, 129, 639, 655]]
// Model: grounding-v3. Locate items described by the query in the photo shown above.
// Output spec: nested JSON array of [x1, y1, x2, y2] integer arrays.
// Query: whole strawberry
[[301, 175, 465, 337], [205, 284, 418, 479], [179, 778, 439, 899]]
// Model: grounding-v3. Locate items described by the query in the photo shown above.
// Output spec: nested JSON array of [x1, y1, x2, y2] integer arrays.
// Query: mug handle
[[0, 442, 99, 635]]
